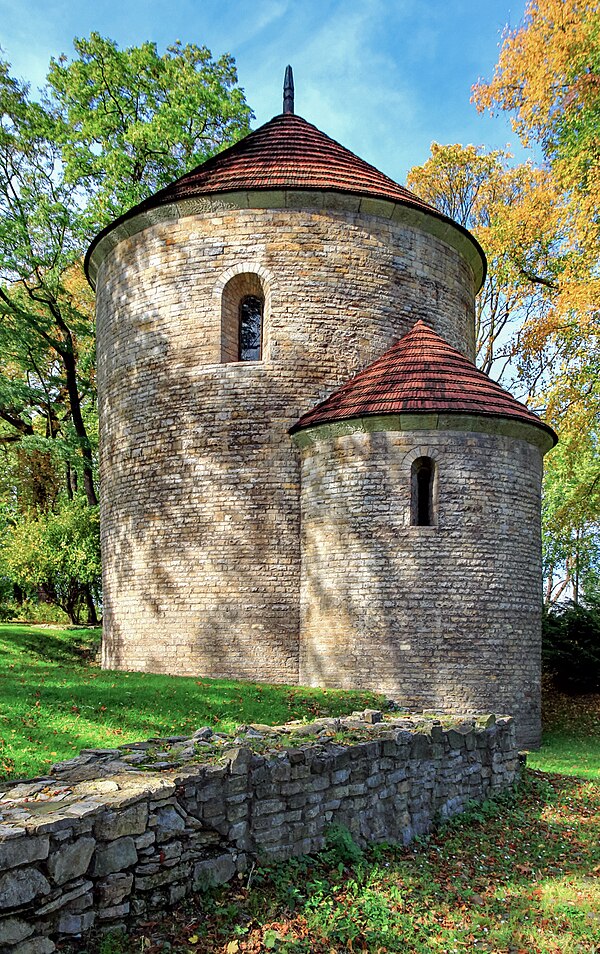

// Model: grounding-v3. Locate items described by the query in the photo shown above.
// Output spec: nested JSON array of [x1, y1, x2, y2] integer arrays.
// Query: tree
[[542, 417, 600, 606], [2, 500, 101, 624], [0, 39, 252, 508], [47, 34, 253, 228], [472, 0, 600, 604], [473, 0, 600, 400], [543, 598, 600, 691], [406, 143, 561, 385], [472, 0, 599, 184], [0, 37, 253, 618], [0, 58, 103, 511]]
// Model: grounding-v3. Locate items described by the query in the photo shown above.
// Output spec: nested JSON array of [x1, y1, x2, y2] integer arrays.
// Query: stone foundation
[[0, 712, 520, 952]]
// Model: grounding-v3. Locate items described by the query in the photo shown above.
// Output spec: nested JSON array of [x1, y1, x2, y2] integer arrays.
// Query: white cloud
[[0, 0, 533, 182]]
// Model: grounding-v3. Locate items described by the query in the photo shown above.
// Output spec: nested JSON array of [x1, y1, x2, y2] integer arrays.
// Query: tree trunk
[[83, 585, 99, 626], [61, 334, 98, 507]]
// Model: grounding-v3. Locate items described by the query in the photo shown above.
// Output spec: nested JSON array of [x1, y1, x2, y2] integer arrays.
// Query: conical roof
[[290, 320, 557, 444], [85, 111, 486, 286], [130, 112, 437, 214]]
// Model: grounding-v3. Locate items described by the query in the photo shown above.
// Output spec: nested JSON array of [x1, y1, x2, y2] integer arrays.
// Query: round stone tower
[[87, 73, 555, 746], [290, 321, 555, 748]]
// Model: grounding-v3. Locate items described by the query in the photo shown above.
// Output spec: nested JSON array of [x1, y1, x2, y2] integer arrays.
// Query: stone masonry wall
[[0, 713, 519, 953], [95, 203, 477, 680], [297, 422, 546, 749]]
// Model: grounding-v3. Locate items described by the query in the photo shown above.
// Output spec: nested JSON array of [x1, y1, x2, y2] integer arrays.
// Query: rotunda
[[87, 70, 556, 747]]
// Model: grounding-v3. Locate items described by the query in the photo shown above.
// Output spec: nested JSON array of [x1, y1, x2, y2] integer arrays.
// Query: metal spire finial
[[283, 65, 294, 114]]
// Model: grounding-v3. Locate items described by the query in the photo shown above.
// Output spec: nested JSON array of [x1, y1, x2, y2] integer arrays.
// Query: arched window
[[411, 456, 436, 527], [239, 295, 263, 361], [220, 273, 266, 363]]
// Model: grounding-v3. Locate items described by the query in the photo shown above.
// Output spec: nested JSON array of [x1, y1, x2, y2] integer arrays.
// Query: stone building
[[86, 73, 556, 748]]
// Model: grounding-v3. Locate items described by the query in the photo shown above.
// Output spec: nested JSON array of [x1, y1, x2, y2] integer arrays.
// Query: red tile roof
[[86, 111, 487, 288], [290, 320, 557, 443], [135, 113, 437, 214]]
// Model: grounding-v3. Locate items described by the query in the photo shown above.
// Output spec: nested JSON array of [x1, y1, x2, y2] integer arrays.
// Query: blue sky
[[0, 0, 532, 183]]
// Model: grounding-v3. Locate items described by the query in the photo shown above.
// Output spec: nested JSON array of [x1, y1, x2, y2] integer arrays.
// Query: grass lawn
[[0, 623, 384, 780], [527, 688, 600, 779], [2, 623, 599, 954]]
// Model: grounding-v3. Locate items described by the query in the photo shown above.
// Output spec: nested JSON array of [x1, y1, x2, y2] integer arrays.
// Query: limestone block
[[36, 879, 92, 915], [193, 853, 236, 888], [12, 939, 55, 954], [226, 748, 252, 775], [97, 901, 130, 920], [47, 837, 95, 885], [94, 803, 148, 840], [134, 831, 155, 850], [96, 872, 134, 906], [57, 910, 95, 935], [135, 863, 191, 891], [153, 806, 185, 840], [91, 837, 137, 877], [0, 836, 49, 870], [0, 917, 34, 945], [0, 868, 51, 909]]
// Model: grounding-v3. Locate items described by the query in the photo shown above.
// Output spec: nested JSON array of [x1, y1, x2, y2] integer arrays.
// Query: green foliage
[[0, 599, 69, 624], [542, 599, 600, 693], [97, 936, 127, 954], [48, 34, 252, 226], [323, 824, 364, 867], [1, 500, 101, 623], [542, 427, 600, 605]]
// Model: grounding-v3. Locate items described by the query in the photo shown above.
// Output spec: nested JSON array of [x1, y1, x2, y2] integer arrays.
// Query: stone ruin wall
[[0, 713, 519, 953], [297, 424, 546, 749], [95, 202, 477, 680]]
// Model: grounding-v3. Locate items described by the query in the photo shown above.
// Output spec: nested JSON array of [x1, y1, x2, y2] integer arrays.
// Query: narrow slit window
[[239, 295, 263, 361], [411, 456, 435, 526]]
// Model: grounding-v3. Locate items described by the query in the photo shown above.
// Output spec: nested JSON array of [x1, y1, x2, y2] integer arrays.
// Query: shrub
[[323, 825, 364, 867], [0, 599, 70, 624], [1, 500, 101, 624], [542, 599, 600, 692]]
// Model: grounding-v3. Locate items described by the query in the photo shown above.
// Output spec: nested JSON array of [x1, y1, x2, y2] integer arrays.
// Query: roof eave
[[84, 186, 487, 291], [290, 409, 557, 454]]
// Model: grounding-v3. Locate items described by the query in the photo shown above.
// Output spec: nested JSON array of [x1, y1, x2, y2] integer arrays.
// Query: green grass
[[0, 623, 384, 780], [3, 623, 599, 954], [528, 688, 600, 779], [76, 771, 600, 954]]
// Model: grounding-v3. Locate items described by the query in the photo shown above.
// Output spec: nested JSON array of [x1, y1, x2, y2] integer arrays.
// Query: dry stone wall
[[295, 419, 547, 749], [95, 202, 477, 680], [0, 712, 520, 953]]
